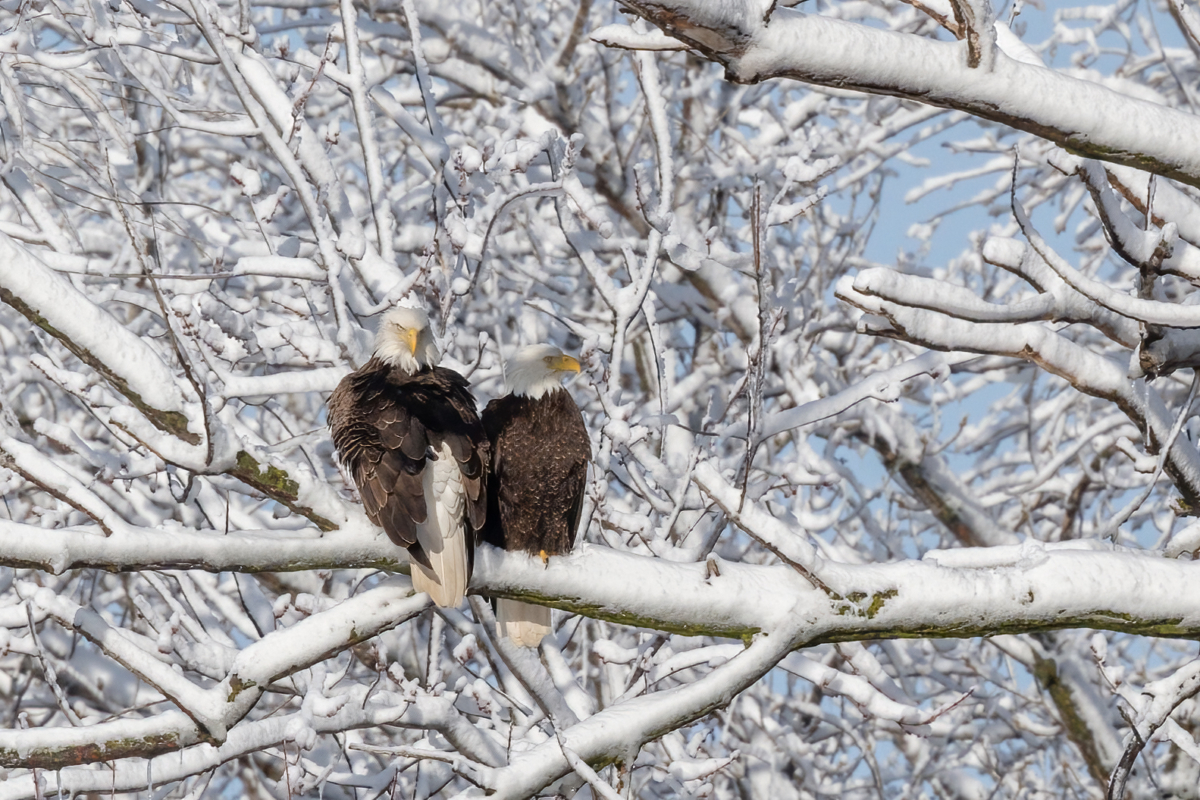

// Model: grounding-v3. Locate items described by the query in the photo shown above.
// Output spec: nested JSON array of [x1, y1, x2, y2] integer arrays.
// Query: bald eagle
[[482, 345, 590, 647], [328, 307, 488, 608]]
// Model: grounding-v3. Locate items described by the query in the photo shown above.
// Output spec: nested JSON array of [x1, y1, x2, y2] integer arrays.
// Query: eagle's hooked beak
[[402, 327, 420, 356], [547, 354, 581, 374]]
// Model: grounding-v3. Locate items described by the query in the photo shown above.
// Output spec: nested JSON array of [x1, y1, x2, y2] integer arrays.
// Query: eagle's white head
[[375, 307, 439, 373], [506, 344, 581, 399]]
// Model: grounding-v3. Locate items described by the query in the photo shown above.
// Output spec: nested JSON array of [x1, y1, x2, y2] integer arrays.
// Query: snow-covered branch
[[616, 0, 1200, 188], [0, 234, 198, 444]]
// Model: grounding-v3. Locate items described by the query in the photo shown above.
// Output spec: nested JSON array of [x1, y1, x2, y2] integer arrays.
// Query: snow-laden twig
[[590, 24, 689, 51], [1099, 370, 1198, 541], [729, 350, 953, 442], [979, 237, 1140, 347], [21, 581, 227, 737], [1107, 659, 1200, 800], [0, 689, 486, 799], [849, 267, 1056, 324], [1013, 193, 1200, 327], [693, 462, 837, 594], [16, 579, 428, 755], [468, 596, 580, 727], [338, 0, 394, 264], [1063, 156, 1175, 271], [25, 603, 83, 728], [780, 652, 970, 731], [216, 367, 348, 401], [401, 0, 446, 143], [0, 435, 126, 535], [557, 740, 623, 800], [348, 743, 493, 787], [548, 139, 621, 313], [837, 276, 1200, 504]]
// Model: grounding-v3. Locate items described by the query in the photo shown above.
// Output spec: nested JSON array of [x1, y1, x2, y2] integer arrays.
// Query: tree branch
[[615, 1, 1200, 189]]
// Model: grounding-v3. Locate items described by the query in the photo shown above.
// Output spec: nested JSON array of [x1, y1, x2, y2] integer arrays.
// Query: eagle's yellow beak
[[403, 327, 419, 355], [547, 354, 581, 373]]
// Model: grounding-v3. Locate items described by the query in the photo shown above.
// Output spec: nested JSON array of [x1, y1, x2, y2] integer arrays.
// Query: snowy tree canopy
[[3, 0, 1200, 795]]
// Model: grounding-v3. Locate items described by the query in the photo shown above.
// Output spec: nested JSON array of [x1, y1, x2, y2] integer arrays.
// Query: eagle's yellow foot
[[539, 549, 549, 567]]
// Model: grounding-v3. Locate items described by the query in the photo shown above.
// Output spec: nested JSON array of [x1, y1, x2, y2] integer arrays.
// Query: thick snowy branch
[[1, 519, 1196, 643], [0, 234, 198, 444], [615, 1, 1200, 188], [0, 518, 398, 574]]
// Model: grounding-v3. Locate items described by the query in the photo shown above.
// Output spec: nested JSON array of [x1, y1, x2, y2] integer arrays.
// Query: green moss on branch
[[229, 450, 337, 532], [0, 731, 185, 769]]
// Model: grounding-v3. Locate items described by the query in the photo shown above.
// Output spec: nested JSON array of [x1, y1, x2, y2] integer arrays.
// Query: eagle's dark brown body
[[482, 388, 590, 559], [328, 358, 487, 584]]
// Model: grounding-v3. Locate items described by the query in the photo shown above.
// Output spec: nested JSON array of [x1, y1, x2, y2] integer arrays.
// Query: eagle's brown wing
[[328, 360, 488, 569], [329, 364, 428, 560]]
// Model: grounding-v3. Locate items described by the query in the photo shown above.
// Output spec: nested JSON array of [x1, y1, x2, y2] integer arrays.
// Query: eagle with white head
[[328, 307, 488, 607], [482, 344, 591, 647]]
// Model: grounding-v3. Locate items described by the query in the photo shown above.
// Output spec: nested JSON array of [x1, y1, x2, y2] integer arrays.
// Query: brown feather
[[482, 388, 590, 558], [329, 358, 488, 582], [482, 387, 589, 647]]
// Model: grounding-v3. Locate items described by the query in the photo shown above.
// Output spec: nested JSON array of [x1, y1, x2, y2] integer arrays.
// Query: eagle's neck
[[374, 344, 435, 375], [509, 373, 566, 400], [364, 356, 428, 379]]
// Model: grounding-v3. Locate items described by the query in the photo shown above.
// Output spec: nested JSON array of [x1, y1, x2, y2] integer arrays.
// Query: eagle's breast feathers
[[482, 388, 590, 558]]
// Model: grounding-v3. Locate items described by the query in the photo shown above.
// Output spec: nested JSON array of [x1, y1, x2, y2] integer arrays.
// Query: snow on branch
[[0, 518, 396, 574], [590, 23, 690, 51], [2, 516, 1196, 648], [613, 0, 1200, 188], [1012, 194, 1200, 328], [978, 237, 1139, 346], [0, 711, 201, 772], [0, 234, 197, 444], [836, 271, 1200, 506], [729, 350, 953, 442], [0, 691, 493, 799], [484, 609, 811, 799], [8, 580, 430, 770]]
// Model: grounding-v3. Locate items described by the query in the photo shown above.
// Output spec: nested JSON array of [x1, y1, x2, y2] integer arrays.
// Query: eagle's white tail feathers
[[496, 599, 552, 648], [413, 442, 469, 608]]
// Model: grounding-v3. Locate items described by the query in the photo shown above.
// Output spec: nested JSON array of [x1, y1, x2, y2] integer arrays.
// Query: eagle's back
[[329, 359, 488, 570], [482, 388, 590, 556]]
